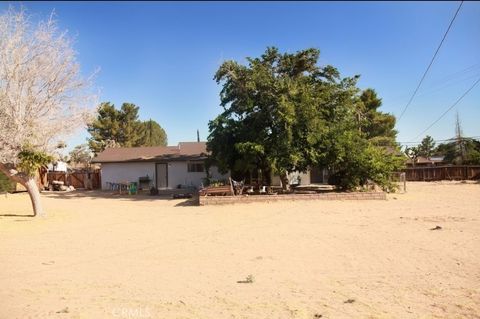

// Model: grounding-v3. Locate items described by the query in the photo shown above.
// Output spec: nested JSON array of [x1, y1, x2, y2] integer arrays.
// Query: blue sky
[[3, 1, 480, 150]]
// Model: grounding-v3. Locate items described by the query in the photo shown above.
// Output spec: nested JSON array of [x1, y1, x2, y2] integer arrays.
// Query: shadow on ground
[[0, 213, 35, 218], [41, 190, 200, 206]]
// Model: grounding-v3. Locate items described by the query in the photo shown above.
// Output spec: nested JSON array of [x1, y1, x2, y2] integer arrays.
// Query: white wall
[[167, 162, 228, 189], [271, 170, 311, 186], [289, 170, 311, 185], [210, 166, 229, 183], [100, 161, 229, 190], [100, 162, 155, 190]]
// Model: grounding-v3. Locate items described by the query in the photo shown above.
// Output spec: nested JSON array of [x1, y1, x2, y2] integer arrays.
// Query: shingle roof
[[405, 156, 445, 164], [91, 142, 208, 163]]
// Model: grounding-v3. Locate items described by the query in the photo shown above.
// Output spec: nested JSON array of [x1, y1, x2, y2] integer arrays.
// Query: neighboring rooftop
[[91, 142, 208, 163], [406, 156, 446, 165]]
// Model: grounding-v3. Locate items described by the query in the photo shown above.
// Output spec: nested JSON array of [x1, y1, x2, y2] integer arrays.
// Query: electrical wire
[[397, 1, 464, 121], [413, 76, 480, 140]]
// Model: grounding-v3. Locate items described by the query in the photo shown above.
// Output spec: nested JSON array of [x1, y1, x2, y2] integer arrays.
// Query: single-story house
[[91, 142, 229, 190], [406, 156, 445, 167]]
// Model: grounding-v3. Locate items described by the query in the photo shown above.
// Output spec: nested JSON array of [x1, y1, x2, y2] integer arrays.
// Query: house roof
[[406, 156, 445, 165], [91, 142, 209, 163]]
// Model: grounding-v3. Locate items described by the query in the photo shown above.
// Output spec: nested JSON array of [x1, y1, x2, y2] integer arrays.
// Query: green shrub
[[0, 171, 14, 193]]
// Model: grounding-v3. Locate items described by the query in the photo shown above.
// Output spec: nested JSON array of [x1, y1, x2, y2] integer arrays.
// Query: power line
[[397, 1, 464, 121], [399, 135, 480, 145], [413, 76, 480, 140], [389, 63, 480, 105]]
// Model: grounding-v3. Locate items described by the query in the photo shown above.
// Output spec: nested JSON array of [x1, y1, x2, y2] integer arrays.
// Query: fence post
[[401, 172, 406, 193]]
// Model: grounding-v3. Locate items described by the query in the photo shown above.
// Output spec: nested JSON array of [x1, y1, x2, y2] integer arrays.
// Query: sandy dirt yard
[[0, 181, 479, 319]]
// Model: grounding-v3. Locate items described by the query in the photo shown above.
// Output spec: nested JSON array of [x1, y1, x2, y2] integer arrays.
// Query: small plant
[[245, 274, 254, 283], [17, 146, 53, 177], [0, 171, 14, 193], [237, 274, 255, 284]]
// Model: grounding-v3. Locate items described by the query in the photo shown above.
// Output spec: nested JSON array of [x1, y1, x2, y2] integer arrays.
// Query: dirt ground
[[0, 181, 479, 319]]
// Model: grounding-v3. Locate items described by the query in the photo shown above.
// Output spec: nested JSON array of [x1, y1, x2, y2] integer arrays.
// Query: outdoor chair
[[231, 178, 245, 195], [259, 186, 267, 194]]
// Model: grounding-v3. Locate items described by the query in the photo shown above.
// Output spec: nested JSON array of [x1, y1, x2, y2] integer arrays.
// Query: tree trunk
[[0, 163, 45, 217], [280, 171, 290, 192], [24, 177, 45, 217]]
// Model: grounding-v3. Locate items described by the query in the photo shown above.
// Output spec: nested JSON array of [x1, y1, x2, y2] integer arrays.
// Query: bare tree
[[0, 8, 97, 216]]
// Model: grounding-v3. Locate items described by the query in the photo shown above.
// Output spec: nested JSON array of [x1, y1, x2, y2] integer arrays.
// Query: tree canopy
[[358, 89, 397, 146], [137, 120, 168, 147], [88, 102, 167, 153], [417, 135, 436, 158], [207, 47, 402, 191], [434, 138, 480, 165]]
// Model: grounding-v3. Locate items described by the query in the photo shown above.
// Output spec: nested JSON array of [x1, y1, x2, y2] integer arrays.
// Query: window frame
[[187, 161, 205, 173]]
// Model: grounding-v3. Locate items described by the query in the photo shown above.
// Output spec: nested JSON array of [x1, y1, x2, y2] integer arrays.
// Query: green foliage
[[417, 135, 436, 157], [87, 102, 122, 153], [319, 127, 403, 191], [209, 47, 343, 177], [17, 147, 53, 177], [137, 120, 168, 147], [119, 103, 143, 147], [335, 144, 404, 192], [434, 138, 480, 165], [88, 102, 167, 153], [208, 47, 401, 191], [357, 89, 397, 146], [0, 171, 14, 192]]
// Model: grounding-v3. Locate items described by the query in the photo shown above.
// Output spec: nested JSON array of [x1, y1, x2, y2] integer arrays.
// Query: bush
[[0, 171, 14, 192], [324, 132, 404, 192]]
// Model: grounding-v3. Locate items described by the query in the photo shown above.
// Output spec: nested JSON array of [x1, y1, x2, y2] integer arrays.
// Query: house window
[[187, 162, 204, 173]]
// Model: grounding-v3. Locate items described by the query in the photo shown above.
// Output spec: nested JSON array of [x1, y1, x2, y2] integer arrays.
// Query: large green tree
[[417, 135, 436, 158], [88, 103, 167, 153], [137, 120, 168, 147], [87, 102, 122, 153], [119, 103, 143, 147], [208, 47, 402, 191], [357, 89, 397, 146], [435, 138, 480, 165]]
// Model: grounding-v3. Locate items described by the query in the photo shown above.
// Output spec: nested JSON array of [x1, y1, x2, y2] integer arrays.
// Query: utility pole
[[455, 112, 465, 164], [197, 129, 200, 142]]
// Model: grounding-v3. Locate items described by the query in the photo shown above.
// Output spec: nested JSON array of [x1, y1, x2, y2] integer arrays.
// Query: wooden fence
[[46, 170, 101, 189], [403, 165, 480, 181]]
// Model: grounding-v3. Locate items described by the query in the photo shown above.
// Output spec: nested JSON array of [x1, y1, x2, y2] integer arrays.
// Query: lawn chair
[[231, 178, 245, 195], [259, 186, 267, 194]]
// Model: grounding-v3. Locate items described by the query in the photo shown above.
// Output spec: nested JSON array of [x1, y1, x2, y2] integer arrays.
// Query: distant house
[[91, 142, 228, 190], [406, 156, 445, 167]]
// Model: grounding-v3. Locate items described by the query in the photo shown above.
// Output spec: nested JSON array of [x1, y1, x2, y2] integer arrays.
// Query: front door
[[156, 163, 168, 189]]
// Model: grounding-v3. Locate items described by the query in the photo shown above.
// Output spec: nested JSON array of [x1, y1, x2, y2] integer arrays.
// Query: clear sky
[[2, 1, 480, 150]]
